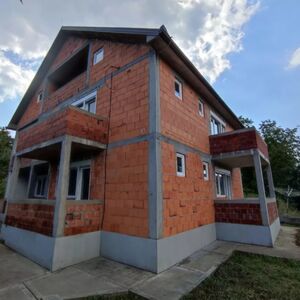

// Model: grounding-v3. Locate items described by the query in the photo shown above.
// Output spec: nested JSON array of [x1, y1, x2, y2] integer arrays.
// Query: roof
[[8, 25, 243, 130]]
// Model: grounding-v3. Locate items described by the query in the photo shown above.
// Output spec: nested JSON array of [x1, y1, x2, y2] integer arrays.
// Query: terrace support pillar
[[253, 151, 269, 226], [53, 136, 72, 237], [5, 156, 21, 203], [266, 164, 276, 199]]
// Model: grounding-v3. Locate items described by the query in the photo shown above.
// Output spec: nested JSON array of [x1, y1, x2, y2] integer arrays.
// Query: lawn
[[76, 251, 300, 300], [183, 251, 300, 300]]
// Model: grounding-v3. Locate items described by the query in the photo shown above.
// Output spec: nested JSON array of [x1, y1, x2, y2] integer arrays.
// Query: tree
[[239, 116, 254, 128], [0, 128, 13, 198], [259, 120, 300, 189]]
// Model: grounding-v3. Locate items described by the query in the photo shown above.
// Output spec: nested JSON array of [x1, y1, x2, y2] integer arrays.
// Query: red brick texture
[[103, 142, 149, 238], [64, 203, 103, 236], [267, 201, 279, 225], [231, 168, 244, 199], [209, 129, 269, 159], [5, 203, 54, 235], [162, 142, 215, 237], [17, 106, 108, 152], [215, 202, 263, 225]]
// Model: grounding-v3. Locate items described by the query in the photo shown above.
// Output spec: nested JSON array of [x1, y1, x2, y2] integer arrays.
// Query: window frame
[[176, 153, 186, 177], [198, 98, 204, 117], [34, 174, 48, 198], [37, 91, 43, 103], [67, 160, 91, 200], [215, 168, 231, 198], [93, 48, 104, 65], [72, 90, 97, 114], [203, 161, 209, 181], [174, 77, 183, 100], [210, 111, 226, 135]]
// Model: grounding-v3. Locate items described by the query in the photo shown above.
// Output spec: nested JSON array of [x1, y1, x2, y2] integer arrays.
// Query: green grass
[[182, 251, 300, 300], [277, 196, 300, 217]]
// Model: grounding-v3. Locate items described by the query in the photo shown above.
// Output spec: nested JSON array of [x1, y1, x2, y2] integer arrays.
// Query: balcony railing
[[17, 106, 108, 153], [209, 128, 268, 159]]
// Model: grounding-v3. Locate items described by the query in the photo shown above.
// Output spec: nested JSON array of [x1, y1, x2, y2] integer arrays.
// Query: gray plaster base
[[101, 223, 216, 273], [270, 217, 281, 245], [2, 225, 55, 269], [216, 221, 280, 246], [2, 225, 101, 271]]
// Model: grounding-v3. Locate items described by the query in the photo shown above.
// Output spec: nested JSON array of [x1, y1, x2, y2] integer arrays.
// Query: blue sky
[[214, 0, 300, 131], [0, 0, 299, 133]]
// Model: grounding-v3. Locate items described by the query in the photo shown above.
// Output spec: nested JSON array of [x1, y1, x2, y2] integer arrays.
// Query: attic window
[[37, 91, 43, 102], [93, 48, 104, 65], [48, 45, 89, 93]]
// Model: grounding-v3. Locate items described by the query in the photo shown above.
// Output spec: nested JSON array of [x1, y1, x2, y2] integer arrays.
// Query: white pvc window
[[215, 169, 231, 198], [174, 78, 182, 99], [93, 48, 104, 65], [34, 175, 47, 197], [210, 112, 226, 135], [37, 91, 43, 103], [68, 161, 91, 200], [176, 153, 185, 177], [72, 91, 97, 114], [198, 99, 204, 117], [203, 162, 209, 181]]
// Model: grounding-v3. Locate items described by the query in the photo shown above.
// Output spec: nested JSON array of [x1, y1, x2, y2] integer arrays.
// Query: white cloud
[[0, 50, 36, 103], [0, 0, 260, 102], [288, 48, 300, 69]]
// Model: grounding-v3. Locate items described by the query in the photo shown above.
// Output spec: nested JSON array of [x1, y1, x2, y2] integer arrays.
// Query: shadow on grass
[[182, 251, 300, 300]]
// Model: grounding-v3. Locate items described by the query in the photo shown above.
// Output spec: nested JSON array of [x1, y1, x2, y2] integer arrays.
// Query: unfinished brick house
[[2, 26, 280, 272]]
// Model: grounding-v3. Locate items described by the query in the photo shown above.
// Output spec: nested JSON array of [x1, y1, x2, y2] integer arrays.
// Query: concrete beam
[[266, 164, 276, 198], [52, 136, 72, 237], [253, 151, 269, 226]]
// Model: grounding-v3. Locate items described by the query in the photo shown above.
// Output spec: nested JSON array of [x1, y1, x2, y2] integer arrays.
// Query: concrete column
[[266, 164, 276, 198], [5, 156, 21, 202], [253, 151, 269, 226], [52, 137, 72, 237]]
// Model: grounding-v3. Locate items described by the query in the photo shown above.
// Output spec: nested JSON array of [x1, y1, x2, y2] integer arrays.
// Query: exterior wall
[[160, 60, 211, 152], [267, 201, 279, 225], [103, 141, 149, 238], [64, 203, 103, 235], [5, 203, 54, 235], [215, 202, 262, 225], [231, 168, 244, 199], [161, 142, 215, 237]]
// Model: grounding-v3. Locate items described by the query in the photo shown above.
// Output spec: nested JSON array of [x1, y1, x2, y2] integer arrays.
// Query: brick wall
[[64, 203, 103, 236], [267, 201, 279, 224], [209, 129, 269, 159], [17, 106, 108, 152], [215, 202, 262, 225], [5, 203, 54, 235], [162, 142, 215, 237], [232, 168, 244, 199], [103, 141, 148, 237]]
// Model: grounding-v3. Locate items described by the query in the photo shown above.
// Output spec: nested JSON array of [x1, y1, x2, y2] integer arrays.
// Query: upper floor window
[[93, 48, 104, 65], [176, 153, 185, 177], [72, 91, 97, 114], [37, 91, 43, 103], [203, 162, 209, 180], [198, 98, 204, 116], [174, 78, 182, 99], [210, 112, 226, 135]]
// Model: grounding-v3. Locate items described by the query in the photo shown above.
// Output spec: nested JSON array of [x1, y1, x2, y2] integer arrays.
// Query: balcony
[[16, 106, 108, 160], [209, 128, 269, 168]]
